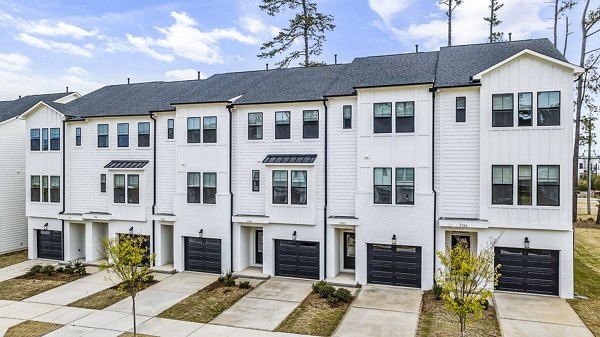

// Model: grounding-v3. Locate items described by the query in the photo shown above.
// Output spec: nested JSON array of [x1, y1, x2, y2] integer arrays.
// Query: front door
[[343, 232, 356, 270], [255, 230, 263, 265], [451, 234, 471, 249]]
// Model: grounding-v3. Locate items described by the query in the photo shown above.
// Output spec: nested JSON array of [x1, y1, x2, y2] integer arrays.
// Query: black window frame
[[395, 101, 415, 133], [203, 116, 217, 143], [492, 94, 514, 127], [252, 170, 260, 192], [114, 174, 126, 204], [100, 174, 106, 193], [187, 172, 201, 203], [373, 167, 392, 204], [42, 175, 49, 202], [30, 129, 40, 151], [303, 110, 319, 139], [50, 176, 60, 203], [248, 112, 263, 140], [291, 170, 308, 205], [395, 168, 414, 205], [98, 124, 109, 148], [138, 122, 150, 148], [373, 102, 392, 133], [492, 165, 513, 205], [343, 105, 352, 129], [537, 91, 561, 126], [127, 174, 140, 204], [167, 119, 174, 140], [517, 165, 532, 205], [272, 170, 288, 204], [31, 175, 40, 202], [42, 128, 49, 151], [187, 117, 201, 143], [50, 128, 60, 150], [456, 97, 466, 122], [518, 92, 533, 127], [537, 165, 560, 206], [117, 123, 129, 148], [275, 111, 290, 139], [75, 127, 81, 146], [203, 172, 217, 204]]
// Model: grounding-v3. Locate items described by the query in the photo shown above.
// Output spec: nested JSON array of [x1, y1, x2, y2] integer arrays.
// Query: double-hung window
[[42, 128, 49, 151], [518, 165, 532, 205], [252, 170, 260, 191], [395, 102, 414, 133], [203, 117, 217, 143], [138, 122, 150, 147], [291, 171, 307, 204], [187, 173, 201, 203], [50, 176, 60, 203], [114, 174, 126, 203], [117, 123, 129, 147], [492, 94, 514, 127], [518, 93, 533, 126], [396, 168, 414, 205], [187, 117, 201, 143], [248, 112, 263, 140], [373, 168, 392, 204], [275, 111, 290, 139], [30, 129, 40, 151], [272, 170, 288, 204], [75, 127, 81, 146], [50, 128, 60, 150], [203, 172, 217, 204], [303, 110, 319, 138], [100, 174, 106, 193], [537, 165, 560, 206], [343, 105, 352, 129], [492, 165, 513, 205], [374, 103, 392, 133], [31, 176, 40, 202], [127, 175, 139, 204], [98, 124, 109, 148], [42, 176, 49, 202], [456, 97, 466, 122], [167, 119, 174, 140], [537, 91, 560, 126]]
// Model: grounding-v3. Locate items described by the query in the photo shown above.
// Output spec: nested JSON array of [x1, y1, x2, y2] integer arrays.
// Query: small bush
[[481, 298, 489, 310], [223, 288, 232, 293], [433, 283, 443, 300], [224, 278, 236, 287], [239, 280, 251, 289], [327, 296, 339, 306], [63, 264, 74, 275], [217, 275, 226, 283], [55, 266, 64, 273], [318, 285, 336, 299], [27, 265, 43, 276], [142, 273, 154, 283], [334, 288, 352, 303], [312, 280, 327, 294], [40, 265, 55, 276], [224, 270, 233, 279]]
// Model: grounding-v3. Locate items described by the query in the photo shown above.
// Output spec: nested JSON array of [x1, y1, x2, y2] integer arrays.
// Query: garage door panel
[[367, 244, 421, 288], [37, 230, 63, 260], [275, 240, 319, 279], [495, 247, 558, 296], [184, 237, 222, 274]]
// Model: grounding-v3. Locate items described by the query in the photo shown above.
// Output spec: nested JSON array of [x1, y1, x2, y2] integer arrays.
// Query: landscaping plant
[[435, 240, 500, 337], [311, 280, 353, 307], [99, 235, 155, 337]]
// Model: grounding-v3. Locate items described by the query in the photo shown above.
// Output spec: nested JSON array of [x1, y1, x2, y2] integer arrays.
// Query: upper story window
[[187, 172, 201, 203], [42, 176, 49, 202], [374, 103, 392, 133], [100, 174, 106, 193], [396, 168, 414, 205], [579, 162, 584, 169], [138, 122, 150, 147], [50, 176, 60, 203], [30, 129, 40, 151], [75, 127, 81, 146], [538, 91, 560, 126], [492, 165, 513, 205], [291, 170, 307, 204], [252, 170, 260, 191], [30, 175, 60, 203], [343, 105, 352, 129], [303, 110, 319, 139], [275, 111, 290, 139], [373, 168, 392, 204], [492, 94, 514, 127], [114, 174, 126, 203], [187, 117, 201, 143], [537, 165, 559, 206], [31, 176, 40, 202], [203, 172, 217, 204], [203, 116, 217, 143], [42, 128, 49, 151], [127, 175, 139, 204], [518, 93, 533, 126], [50, 128, 60, 151], [456, 97, 466, 122], [167, 119, 174, 140], [117, 123, 129, 147], [248, 112, 263, 140], [272, 170, 288, 204], [98, 124, 109, 148], [396, 102, 415, 133], [518, 165, 532, 205]]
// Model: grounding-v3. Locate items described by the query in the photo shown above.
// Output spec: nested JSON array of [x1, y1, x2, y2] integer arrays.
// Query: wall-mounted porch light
[[292, 231, 297, 241], [524, 237, 530, 249], [129, 226, 134, 235], [44, 223, 48, 231], [392, 234, 397, 245]]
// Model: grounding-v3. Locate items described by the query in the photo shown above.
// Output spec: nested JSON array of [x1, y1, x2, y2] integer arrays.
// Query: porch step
[[232, 268, 271, 280], [326, 273, 359, 288]]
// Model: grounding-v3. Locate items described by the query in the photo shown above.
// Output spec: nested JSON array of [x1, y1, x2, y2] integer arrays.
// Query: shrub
[[142, 273, 154, 283], [63, 264, 74, 275], [433, 283, 443, 300], [223, 288, 232, 294], [40, 265, 55, 276], [312, 280, 327, 294], [481, 298, 489, 310], [333, 288, 352, 303], [225, 270, 233, 279], [318, 285, 336, 299], [224, 278, 236, 287], [55, 266, 64, 273], [72, 260, 87, 275], [239, 281, 251, 289], [327, 296, 340, 306], [217, 275, 226, 283], [26, 265, 43, 276]]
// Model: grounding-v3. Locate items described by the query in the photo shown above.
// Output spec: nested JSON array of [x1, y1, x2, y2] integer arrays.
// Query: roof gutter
[[150, 113, 157, 266], [322, 98, 328, 280]]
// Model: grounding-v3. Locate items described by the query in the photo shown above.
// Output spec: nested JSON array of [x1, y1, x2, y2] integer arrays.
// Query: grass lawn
[[568, 225, 600, 336], [4, 320, 62, 337], [0, 272, 86, 301], [417, 290, 501, 337], [69, 280, 157, 310], [275, 292, 353, 337], [0, 250, 27, 269], [158, 280, 254, 323]]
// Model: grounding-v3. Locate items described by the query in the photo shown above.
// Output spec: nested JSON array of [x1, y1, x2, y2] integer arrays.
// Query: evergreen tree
[[484, 0, 504, 42], [440, 0, 463, 46]]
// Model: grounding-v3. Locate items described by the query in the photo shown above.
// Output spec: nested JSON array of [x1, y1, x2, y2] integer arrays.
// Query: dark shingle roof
[[434, 38, 569, 88], [0, 93, 74, 123]]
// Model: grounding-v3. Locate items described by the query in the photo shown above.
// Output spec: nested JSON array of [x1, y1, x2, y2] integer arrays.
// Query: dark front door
[[275, 240, 320, 279], [494, 247, 559, 296], [255, 230, 263, 265], [367, 243, 422, 288], [451, 234, 471, 249], [184, 237, 222, 274], [37, 230, 63, 260], [343, 232, 356, 270]]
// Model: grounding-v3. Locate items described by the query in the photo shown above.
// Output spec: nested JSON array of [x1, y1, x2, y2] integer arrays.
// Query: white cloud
[[165, 69, 208, 81], [239, 17, 279, 36], [65, 66, 89, 77], [126, 34, 174, 62], [60, 74, 103, 95], [21, 20, 98, 39], [368, 0, 412, 24], [16, 33, 94, 57], [0, 52, 30, 72]]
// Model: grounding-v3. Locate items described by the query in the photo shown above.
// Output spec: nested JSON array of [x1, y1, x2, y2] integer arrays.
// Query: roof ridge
[[440, 37, 551, 49], [353, 50, 439, 60]]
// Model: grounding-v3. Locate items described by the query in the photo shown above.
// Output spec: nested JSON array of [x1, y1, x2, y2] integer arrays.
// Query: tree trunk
[[302, 0, 309, 67], [460, 316, 466, 337], [588, 138, 592, 214], [132, 289, 137, 337], [553, 0, 559, 46], [563, 16, 570, 56], [448, 0, 452, 46], [489, 3, 494, 43]]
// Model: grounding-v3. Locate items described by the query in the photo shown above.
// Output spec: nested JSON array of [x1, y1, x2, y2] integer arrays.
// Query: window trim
[[395, 101, 415, 133], [137, 122, 150, 148], [203, 172, 217, 204], [395, 168, 414, 205], [518, 92, 533, 127], [275, 111, 291, 140], [272, 170, 288, 204], [373, 102, 393, 134], [291, 170, 308, 205], [30, 129, 40, 151], [252, 170, 260, 192], [50, 128, 60, 151], [127, 174, 140, 204], [98, 124, 109, 148], [456, 97, 466, 123], [167, 119, 175, 140], [492, 165, 513, 205], [303, 110, 319, 139], [537, 91, 561, 126], [31, 175, 40, 202], [50, 176, 60, 203], [492, 93, 514, 127], [517, 165, 532, 206], [187, 117, 201, 143], [248, 112, 263, 140], [537, 165, 560, 206], [342, 105, 352, 129], [373, 167, 392, 204], [203, 116, 217, 143], [100, 174, 106, 193], [75, 127, 82, 146], [42, 128, 49, 151], [114, 174, 126, 204], [187, 172, 201, 203]]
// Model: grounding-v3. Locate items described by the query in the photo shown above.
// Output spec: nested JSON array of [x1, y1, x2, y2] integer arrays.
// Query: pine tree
[[439, 0, 463, 46], [484, 0, 504, 43]]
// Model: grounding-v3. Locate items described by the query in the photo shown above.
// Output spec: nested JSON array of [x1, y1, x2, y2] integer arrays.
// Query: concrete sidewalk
[[0, 259, 50, 283], [495, 292, 594, 337]]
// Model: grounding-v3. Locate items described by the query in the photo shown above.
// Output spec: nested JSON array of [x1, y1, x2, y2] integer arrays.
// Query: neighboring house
[[21, 38, 581, 298], [0, 92, 79, 254], [577, 156, 600, 179]]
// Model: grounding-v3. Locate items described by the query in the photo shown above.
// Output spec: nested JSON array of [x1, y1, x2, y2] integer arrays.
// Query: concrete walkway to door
[[495, 292, 594, 337]]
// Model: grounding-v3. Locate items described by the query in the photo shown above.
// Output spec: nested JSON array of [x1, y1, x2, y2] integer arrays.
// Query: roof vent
[[334, 54, 338, 64], [66, 86, 69, 93], [197, 71, 201, 80], [509, 33, 512, 41], [415, 44, 419, 53], [266, 63, 269, 70], [127, 77, 130, 85]]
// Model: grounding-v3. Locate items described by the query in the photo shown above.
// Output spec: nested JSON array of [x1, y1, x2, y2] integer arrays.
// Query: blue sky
[[0, 0, 593, 100]]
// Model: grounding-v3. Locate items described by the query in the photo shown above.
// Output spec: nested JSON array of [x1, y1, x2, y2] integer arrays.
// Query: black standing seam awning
[[104, 160, 149, 169], [262, 154, 317, 164]]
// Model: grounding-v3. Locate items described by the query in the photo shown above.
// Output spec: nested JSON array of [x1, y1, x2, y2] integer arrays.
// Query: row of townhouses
[[13, 38, 581, 298]]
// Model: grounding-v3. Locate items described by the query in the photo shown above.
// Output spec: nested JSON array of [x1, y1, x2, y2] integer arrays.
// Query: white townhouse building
[[20, 38, 581, 298], [0, 92, 79, 254]]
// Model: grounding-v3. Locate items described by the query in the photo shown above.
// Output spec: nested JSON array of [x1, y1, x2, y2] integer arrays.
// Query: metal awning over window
[[262, 154, 317, 164], [104, 160, 149, 169]]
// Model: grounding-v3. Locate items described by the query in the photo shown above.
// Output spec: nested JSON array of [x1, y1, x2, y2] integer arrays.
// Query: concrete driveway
[[495, 292, 594, 337], [0, 259, 49, 283], [211, 277, 313, 331], [333, 285, 423, 337]]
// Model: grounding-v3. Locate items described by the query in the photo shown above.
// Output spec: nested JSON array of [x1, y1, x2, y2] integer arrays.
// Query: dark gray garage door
[[494, 247, 559, 296], [367, 244, 421, 288], [184, 237, 222, 274], [275, 240, 319, 279], [37, 230, 63, 260]]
